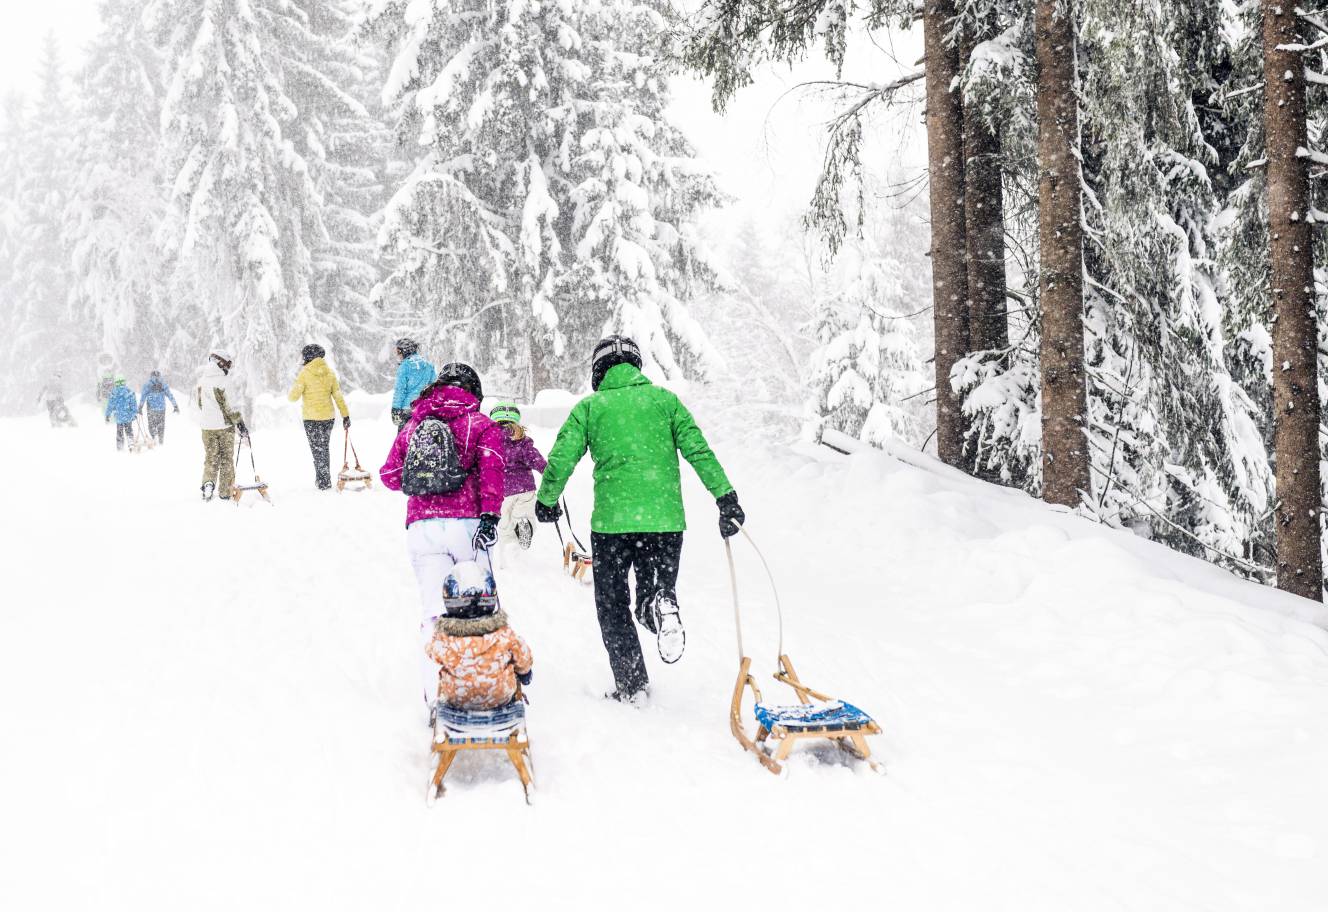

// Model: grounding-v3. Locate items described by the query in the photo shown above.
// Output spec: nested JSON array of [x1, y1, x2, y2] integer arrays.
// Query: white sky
[[0, 1, 927, 239], [0, 1, 101, 98]]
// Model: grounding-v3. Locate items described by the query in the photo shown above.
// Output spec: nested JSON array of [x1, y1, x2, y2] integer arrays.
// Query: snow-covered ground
[[3, 395, 1328, 911]]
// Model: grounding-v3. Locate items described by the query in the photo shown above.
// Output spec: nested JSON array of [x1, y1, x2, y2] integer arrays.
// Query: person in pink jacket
[[379, 363, 506, 705]]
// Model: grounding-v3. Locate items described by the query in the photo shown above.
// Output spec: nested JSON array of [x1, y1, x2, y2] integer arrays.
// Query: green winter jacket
[[536, 363, 734, 534]]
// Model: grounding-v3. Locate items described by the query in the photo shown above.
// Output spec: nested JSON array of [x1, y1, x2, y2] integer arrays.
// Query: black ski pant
[[146, 408, 166, 443], [304, 419, 335, 489], [115, 421, 135, 450], [590, 531, 683, 696]]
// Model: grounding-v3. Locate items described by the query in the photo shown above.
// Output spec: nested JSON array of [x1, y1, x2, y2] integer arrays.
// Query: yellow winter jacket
[[288, 358, 349, 421]]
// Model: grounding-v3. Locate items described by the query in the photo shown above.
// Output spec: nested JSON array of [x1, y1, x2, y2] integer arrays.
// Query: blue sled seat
[[754, 700, 874, 733], [436, 701, 526, 741]]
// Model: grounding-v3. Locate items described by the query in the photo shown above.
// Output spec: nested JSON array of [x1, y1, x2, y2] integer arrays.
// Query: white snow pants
[[498, 492, 537, 540], [407, 518, 493, 703]]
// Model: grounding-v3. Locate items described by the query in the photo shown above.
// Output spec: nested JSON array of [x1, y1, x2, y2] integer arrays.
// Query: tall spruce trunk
[[923, 0, 970, 466], [1262, 0, 1324, 601], [1034, 0, 1090, 507], [962, 13, 1009, 354]]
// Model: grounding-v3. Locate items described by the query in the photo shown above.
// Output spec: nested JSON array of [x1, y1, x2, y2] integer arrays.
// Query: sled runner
[[131, 415, 155, 452], [231, 434, 272, 505], [726, 531, 882, 775], [336, 428, 372, 492], [428, 690, 534, 806], [555, 499, 592, 584]]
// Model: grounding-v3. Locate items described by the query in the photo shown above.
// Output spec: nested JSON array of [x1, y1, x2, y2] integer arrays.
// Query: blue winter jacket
[[392, 354, 437, 410], [140, 378, 178, 412], [104, 386, 138, 424]]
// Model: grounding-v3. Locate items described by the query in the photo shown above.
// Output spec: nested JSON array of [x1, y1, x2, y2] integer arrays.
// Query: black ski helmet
[[438, 362, 484, 401], [590, 335, 643, 391], [395, 337, 419, 357], [301, 343, 326, 364]]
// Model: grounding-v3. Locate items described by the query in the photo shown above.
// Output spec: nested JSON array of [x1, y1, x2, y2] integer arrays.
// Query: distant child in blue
[[104, 377, 138, 451], [139, 370, 179, 444], [391, 337, 436, 428]]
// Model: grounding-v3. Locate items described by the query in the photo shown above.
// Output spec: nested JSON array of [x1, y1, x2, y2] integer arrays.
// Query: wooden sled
[[428, 693, 534, 805], [231, 479, 272, 505], [725, 533, 882, 776], [563, 542, 592, 583], [730, 654, 882, 775], [336, 429, 372, 492]]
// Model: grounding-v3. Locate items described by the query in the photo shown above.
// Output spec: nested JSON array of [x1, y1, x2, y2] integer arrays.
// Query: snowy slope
[[3, 397, 1327, 911]]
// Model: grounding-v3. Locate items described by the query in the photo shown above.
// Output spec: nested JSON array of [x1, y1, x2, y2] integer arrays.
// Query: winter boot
[[516, 518, 534, 550], [604, 686, 649, 705], [644, 593, 685, 664], [201, 481, 215, 502]]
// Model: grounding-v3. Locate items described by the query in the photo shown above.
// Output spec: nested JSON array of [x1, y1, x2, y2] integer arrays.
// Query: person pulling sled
[[195, 349, 249, 501], [139, 370, 179, 445], [534, 335, 745, 702], [104, 377, 138, 451], [378, 362, 507, 707], [288, 344, 351, 491]]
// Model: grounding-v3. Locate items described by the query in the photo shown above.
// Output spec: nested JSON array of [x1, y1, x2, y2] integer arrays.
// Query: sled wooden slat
[[428, 691, 534, 804], [730, 653, 881, 776]]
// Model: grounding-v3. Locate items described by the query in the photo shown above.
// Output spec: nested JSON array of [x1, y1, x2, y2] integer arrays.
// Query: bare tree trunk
[[1262, 0, 1324, 601], [923, 0, 970, 466], [1034, 0, 1091, 507], [961, 11, 1009, 353], [528, 331, 554, 398]]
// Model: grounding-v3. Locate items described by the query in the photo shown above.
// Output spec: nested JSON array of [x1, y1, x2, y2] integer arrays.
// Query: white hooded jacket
[[194, 361, 243, 431]]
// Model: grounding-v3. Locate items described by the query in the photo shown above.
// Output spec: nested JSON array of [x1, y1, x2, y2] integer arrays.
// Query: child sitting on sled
[[426, 561, 533, 711]]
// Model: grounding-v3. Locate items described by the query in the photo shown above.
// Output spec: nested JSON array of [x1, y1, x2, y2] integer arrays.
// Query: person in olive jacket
[[535, 335, 745, 700], [288, 344, 351, 490]]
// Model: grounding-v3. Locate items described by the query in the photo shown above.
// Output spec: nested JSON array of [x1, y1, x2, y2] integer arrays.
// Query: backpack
[[402, 417, 470, 495]]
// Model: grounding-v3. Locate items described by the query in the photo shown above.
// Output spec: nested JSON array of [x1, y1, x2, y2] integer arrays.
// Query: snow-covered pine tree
[[1, 35, 81, 409], [805, 232, 928, 450], [366, 0, 724, 395], [66, 0, 176, 382], [291, 0, 393, 391], [147, 0, 387, 393]]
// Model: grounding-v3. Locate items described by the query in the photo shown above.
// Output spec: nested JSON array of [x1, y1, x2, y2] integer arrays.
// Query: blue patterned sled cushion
[[754, 700, 874, 732], [437, 700, 525, 732]]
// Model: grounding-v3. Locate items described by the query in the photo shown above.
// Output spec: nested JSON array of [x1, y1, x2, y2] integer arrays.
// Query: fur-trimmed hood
[[434, 608, 508, 638]]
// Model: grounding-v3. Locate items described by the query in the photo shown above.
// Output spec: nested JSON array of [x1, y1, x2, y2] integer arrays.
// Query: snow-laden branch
[[1296, 146, 1328, 165]]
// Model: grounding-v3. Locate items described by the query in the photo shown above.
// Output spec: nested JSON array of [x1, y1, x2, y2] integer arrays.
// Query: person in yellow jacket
[[288, 343, 351, 490]]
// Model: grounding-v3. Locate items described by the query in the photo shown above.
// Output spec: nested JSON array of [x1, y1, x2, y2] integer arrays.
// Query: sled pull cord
[[560, 497, 590, 555], [737, 529, 785, 662], [725, 539, 744, 662], [343, 427, 363, 471]]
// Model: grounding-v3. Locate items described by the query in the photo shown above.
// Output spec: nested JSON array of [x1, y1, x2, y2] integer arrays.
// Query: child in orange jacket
[[426, 561, 532, 711]]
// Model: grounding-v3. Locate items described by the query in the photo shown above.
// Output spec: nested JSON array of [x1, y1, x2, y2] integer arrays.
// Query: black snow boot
[[201, 482, 215, 501]]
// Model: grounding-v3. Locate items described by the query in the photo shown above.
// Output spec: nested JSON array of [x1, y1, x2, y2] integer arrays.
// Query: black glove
[[517, 669, 533, 687], [105, 416, 111, 424], [236, 420, 250, 440], [717, 491, 745, 539], [472, 513, 499, 551], [391, 408, 410, 428], [535, 500, 562, 524], [173, 405, 179, 414], [343, 416, 351, 430]]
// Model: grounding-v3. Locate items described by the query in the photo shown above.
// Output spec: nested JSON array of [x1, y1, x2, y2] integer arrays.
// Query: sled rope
[[726, 529, 785, 662], [234, 432, 258, 476], [342, 427, 365, 471], [560, 497, 590, 555]]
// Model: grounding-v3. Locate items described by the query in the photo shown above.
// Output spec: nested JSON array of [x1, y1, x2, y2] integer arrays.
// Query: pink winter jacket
[[379, 386, 506, 527]]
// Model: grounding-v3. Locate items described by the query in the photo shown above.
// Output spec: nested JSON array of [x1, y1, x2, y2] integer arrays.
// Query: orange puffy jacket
[[427, 625, 532, 710]]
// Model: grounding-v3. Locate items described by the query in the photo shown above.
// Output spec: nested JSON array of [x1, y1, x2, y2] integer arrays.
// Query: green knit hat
[[489, 403, 521, 424]]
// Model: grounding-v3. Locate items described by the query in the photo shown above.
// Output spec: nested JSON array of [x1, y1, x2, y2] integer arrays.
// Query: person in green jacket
[[535, 335, 746, 700]]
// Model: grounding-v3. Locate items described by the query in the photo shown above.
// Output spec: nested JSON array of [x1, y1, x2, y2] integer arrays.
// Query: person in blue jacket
[[104, 377, 138, 451], [391, 337, 436, 427], [138, 370, 179, 445]]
